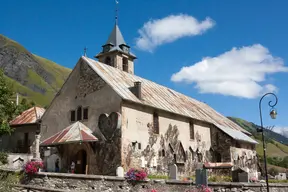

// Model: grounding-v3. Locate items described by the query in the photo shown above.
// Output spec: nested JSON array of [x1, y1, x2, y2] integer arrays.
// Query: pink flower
[[24, 161, 44, 175]]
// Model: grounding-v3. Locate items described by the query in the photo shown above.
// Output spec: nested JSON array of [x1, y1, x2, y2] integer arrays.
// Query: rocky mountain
[[0, 34, 71, 106]]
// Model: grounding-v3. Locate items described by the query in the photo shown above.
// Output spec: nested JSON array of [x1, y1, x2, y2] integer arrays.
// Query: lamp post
[[258, 93, 278, 192]]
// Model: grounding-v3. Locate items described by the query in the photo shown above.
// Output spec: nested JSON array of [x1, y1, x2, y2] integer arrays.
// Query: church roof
[[216, 124, 258, 144], [106, 24, 126, 46], [10, 107, 45, 126], [41, 121, 98, 146], [83, 57, 253, 138]]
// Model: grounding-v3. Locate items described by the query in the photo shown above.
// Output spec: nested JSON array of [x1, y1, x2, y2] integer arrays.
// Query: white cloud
[[273, 126, 288, 138], [135, 14, 215, 52], [171, 44, 288, 98]]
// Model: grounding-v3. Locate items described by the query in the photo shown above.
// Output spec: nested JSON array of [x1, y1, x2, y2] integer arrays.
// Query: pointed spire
[[106, 24, 126, 46]]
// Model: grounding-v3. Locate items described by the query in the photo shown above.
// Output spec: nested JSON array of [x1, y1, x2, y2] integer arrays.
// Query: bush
[[0, 172, 21, 191], [0, 152, 8, 165], [125, 168, 147, 181], [268, 167, 279, 176], [208, 175, 232, 182], [24, 161, 44, 175], [148, 174, 169, 180]]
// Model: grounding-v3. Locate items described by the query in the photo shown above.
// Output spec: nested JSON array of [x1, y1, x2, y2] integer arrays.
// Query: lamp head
[[270, 109, 277, 119]]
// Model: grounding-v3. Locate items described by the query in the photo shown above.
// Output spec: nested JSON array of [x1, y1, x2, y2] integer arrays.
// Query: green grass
[[0, 34, 28, 53], [1, 34, 71, 106], [255, 139, 288, 158], [33, 55, 71, 89], [229, 117, 288, 170]]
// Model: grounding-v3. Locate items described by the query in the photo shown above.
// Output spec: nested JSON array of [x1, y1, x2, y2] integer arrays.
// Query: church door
[[75, 150, 87, 174]]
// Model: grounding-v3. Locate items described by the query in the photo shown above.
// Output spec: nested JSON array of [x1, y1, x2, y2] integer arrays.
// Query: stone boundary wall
[[24, 172, 288, 192]]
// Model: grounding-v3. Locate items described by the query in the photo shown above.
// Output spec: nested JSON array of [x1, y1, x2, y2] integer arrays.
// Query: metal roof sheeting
[[10, 107, 45, 126], [83, 57, 251, 136], [40, 121, 98, 146], [215, 124, 258, 144]]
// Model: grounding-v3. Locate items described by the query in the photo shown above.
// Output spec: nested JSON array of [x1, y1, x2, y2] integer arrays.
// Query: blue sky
[[1, 0, 288, 133]]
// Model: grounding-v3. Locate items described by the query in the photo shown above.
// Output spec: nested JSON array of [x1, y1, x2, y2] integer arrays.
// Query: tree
[[0, 70, 18, 136], [18, 98, 36, 112]]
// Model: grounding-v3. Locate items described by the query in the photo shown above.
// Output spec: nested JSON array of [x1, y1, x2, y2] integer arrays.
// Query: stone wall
[[24, 172, 288, 192], [121, 102, 214, 176], [40, 59, 122, 142]]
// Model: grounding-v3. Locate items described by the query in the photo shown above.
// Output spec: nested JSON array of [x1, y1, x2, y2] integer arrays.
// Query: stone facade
[[21, 172, 288, 192], [120, 102, 257, 177], [40, 59, 122, 174], [41, 59, 122, 142], [0, 124, 37, 153], [98, 53, 134, 74]]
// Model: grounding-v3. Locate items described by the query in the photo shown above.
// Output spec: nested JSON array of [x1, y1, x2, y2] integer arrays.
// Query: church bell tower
[[95, 4, 137, 74]]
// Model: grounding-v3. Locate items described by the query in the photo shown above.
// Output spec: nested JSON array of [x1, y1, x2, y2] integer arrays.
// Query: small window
[[77, 106, 82, 121], [189, 121, 194, 140], [83, 108, 88, 120], [70, 110, 76, 122], [138, 143, 141, 150], [153, 112, 159, 134], [162, 149, 165, 157], [105, 56, 112, 66], [122, 57, 128, 72]]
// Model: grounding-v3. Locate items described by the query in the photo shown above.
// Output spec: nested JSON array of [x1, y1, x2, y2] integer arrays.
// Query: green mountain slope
[[0, 34, 71, 106], [228, 117, 288, 145], [229, 117, 288, 171]]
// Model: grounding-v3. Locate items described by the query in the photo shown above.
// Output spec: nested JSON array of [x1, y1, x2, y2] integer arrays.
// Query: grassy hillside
[[228, 117, 288, 145], [0, 34, 71, 106], [229, 117, 288, 171]]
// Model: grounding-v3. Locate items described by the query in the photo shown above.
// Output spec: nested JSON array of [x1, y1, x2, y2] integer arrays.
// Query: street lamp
[[258, 92, 278, 192]]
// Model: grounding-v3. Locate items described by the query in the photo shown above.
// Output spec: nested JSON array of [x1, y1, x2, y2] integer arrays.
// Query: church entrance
[[75, 149, 87, 174]]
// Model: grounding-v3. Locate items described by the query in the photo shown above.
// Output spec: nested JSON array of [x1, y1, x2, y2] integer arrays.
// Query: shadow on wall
[[125, 123, 207, 176], [94, 112, 122, 175]]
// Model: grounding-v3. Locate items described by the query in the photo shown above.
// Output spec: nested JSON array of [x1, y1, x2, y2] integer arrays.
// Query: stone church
[[40, 21, 258, 177]]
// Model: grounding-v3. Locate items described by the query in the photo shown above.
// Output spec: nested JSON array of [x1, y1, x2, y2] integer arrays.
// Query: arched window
[[122, 57, 128, 72], [162, 149, 165, 157], [105, 57, 111, 66], [153, 112, 159, 134], [77, 106, 82, 121]]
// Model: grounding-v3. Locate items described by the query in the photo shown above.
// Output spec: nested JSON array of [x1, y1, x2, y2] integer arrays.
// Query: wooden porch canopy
[[40, 121, 98, 146]]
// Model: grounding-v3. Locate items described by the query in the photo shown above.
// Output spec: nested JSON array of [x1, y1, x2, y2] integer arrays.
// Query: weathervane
[[84, 47, 87, 57], [115, 0, 119, 25]]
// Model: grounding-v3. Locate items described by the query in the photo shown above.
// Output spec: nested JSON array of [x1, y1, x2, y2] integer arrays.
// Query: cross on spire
[[84, 47, 87, 57], [115, 0, 119, 25]]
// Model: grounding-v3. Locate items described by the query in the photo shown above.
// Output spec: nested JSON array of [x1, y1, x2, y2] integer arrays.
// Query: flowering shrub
[[249, 177, 258, 183], [24, 161, 44, 175], [126, 168, 147, 181]]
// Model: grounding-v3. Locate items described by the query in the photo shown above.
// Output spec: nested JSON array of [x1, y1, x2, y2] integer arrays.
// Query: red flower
[[24, 161, 44, 175]]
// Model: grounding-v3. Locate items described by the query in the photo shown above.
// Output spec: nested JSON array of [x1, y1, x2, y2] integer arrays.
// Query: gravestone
[[196, 169, 208, 186], [116, 166, 124, 177], [232, 167, 248, 182], [169, 164, 178, 180], [141, 156, 147, 168], [275, 173, 287, 180]]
